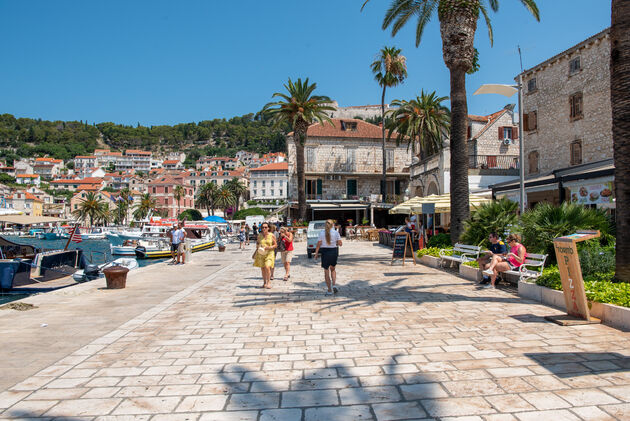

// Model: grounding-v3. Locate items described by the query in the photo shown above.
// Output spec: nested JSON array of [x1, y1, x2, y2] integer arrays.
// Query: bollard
[[185, 238, 192, 262], [103, 265, 129, 289]]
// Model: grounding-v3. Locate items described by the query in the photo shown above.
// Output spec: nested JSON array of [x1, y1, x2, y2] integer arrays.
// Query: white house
[[249, 162, 288, 201]]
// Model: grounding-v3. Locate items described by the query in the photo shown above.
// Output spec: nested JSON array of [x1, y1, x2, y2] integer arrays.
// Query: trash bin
[[103, 265, 129, 289]]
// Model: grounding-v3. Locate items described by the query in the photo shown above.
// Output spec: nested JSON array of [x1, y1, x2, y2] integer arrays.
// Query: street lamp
[[473, 77, 525, 215]]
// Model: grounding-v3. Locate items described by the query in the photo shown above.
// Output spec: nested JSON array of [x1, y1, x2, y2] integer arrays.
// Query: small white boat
[[111, 239, 162, 256], [72, 257, 139, 282], [81, 228, 107, 240]]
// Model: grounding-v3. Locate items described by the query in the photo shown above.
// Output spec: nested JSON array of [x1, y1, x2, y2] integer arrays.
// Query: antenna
[[517, 45, 524, 72]]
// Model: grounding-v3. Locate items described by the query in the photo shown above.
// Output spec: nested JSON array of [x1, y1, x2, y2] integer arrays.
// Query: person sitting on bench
[[477, 232, 507, 285], [483, 234, 527, 289]]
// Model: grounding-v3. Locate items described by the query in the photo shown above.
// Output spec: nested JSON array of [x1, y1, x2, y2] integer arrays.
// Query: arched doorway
[[427, 181, 439, 196]]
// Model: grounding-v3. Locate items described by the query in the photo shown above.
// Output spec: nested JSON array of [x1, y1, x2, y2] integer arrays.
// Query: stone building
[[327, 101, 392, 121], [287, 118, 411, 223], [410, 109, 520, 198], [492, 28, 614, 209]]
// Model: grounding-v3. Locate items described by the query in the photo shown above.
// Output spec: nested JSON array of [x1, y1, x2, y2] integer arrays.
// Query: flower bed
[[416, 247, 451, 258], [535, 266, 629, 308]]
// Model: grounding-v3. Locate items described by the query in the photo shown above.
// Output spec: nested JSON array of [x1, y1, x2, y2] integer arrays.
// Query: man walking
[[168, 224, 177, 264]]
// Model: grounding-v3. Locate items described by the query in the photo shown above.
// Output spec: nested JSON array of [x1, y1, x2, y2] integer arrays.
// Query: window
[[306, 147, 316, 171], [271, 180, 274, 186], [253, 189, 257, 196], [279, 189, 283, 196], [524, 111, 537, 131], [305, 179, 322, 199], [253, 180, 257, 187], [498, 126, 517, 140], [528, 151, 539, 174], [152, 187, 156, 193], [340, 121, 358, 131], [262, 180, 266, 186], [527, 77, 537, 92], [347, 179, 357, 197], [569, 56, 581, 74], [570, 140, 582, 166], [346, 148, 356, 171], [467, 125, 472, 139], [569, 92, 583, 120], [386, 149, 394, 169], [271, 190, 275, 196]]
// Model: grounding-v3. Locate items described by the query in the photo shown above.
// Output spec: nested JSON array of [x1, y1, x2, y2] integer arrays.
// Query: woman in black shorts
[[314, 219, 343, 296]]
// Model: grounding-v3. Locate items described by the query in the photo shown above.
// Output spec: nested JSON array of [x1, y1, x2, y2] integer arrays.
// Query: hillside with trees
[[0, 113, 288, 165]]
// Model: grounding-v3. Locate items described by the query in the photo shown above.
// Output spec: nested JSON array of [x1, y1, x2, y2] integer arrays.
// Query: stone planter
[[420, 255, 441, 268], [518, 281, 630, 331], [459, 264, 481, 282]]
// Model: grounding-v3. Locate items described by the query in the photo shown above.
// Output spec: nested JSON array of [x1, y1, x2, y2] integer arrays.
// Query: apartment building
[[249, 162, 288, 201], [147, 175, 194, 218], [15, 174, 41, 187], [492, 28, 613, 209], [6, 191, 43, 216]]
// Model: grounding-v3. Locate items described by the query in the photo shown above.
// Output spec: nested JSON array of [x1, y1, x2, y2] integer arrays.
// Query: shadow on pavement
[[524, 352, 630, 378]]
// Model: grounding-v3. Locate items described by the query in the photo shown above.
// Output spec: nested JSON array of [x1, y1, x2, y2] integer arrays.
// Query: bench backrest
[[453, 243, 482, 256], [522, 253, 547, 266]]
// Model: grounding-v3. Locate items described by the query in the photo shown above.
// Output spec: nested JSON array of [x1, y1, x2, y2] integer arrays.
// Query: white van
[[306, 220, 327, 258], [245, 215, 266, 239]]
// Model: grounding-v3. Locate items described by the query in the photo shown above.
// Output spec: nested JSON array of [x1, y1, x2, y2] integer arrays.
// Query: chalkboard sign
[[391, 232, 416, 266]]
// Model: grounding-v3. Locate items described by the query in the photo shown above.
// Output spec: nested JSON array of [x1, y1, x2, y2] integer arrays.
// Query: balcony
[[469, 155, 519, 175]]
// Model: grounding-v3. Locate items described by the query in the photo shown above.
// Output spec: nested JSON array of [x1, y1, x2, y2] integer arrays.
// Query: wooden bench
[[439, 243, 482, 268], [504, 253, 548, 281]]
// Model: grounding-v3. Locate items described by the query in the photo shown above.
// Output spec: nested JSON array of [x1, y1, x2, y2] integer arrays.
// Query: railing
[[469, 155, 519, 170]]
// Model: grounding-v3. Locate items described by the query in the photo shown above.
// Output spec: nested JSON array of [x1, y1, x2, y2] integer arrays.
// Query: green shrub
[[233, 207, 268, 220], [461, 198, 519, 248], [178, 209, 203, 221], [417, 247, 451, 258], [463, 261, 479, 268], [521, 202, 611, 263], [427, 233, 452, 248], [578, 240, 615, 276], [536, 266, 629, 308]]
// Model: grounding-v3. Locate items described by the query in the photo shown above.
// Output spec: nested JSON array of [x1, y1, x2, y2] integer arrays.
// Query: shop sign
[[570, 181, 613, 205]]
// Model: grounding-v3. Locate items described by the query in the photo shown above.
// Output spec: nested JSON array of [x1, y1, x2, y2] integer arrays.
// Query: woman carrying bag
[[253, 222, 277, 289]]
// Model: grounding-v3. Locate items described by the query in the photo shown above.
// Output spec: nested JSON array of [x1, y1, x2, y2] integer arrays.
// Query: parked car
[[306, 220, 327, 258]]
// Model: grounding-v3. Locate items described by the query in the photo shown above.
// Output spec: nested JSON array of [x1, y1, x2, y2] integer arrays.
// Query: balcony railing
[[469, 155, 519, 170]]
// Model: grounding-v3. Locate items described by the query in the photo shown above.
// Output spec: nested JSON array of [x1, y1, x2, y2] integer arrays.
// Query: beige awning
[[0, 215, 68, 225], [473, 84, 517, 97]]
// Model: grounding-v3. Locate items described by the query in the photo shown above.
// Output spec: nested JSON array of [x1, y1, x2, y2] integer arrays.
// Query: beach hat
[[258, 246, 266, 255]]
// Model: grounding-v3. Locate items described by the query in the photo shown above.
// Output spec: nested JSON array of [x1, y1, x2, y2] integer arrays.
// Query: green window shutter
[[395, 180, 401, 195], [347, 179, 357, 196], [317, 179, 323, 195]]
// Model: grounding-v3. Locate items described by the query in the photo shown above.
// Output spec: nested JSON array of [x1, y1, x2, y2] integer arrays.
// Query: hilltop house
[[6, 191, 43, 216]]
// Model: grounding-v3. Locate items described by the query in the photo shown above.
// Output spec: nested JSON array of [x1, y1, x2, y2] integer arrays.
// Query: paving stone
[[44, 398, 122, 417], [199, 411, 258, 420], [112, 396, 182, 414], [260, 408, 302, 421], [400, 383, 449, 400], [304, 405, 374, 421], [553, 388, 620, 406], [570, 405, 617, 421], [421, 397, 495, 417], [176, 394, 228, 412], [227, 393, 280, 410], [513, 409, 580, 421], [281, 389, 339, 407], [372, 401, 427, 420], [519, 392, 572, 410], [339, 386, 401, 405]]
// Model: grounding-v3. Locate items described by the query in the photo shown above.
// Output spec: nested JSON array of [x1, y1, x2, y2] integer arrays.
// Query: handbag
[[277, 237, 286, 253]]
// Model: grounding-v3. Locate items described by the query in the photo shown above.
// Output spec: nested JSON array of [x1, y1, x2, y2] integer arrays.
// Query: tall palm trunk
[[439, 1, 478, 243], [611, 0, 630, 282], [295, 118, 309, 221], [381, 85, 387, 200]]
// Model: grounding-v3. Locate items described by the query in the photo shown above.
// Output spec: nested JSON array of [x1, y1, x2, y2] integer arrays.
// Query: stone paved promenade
[[0, 241, 629, 420]]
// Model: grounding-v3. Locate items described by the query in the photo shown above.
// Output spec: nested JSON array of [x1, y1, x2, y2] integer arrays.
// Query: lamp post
[[473, 80, 525, 215]]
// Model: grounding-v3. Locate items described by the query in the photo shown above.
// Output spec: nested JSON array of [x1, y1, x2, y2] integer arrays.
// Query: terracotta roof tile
[[291, 118, 391, 139], [250, 162, 288, 172]]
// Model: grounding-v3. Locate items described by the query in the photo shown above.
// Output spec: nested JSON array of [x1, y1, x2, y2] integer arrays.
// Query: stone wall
[[521, 29, 611, 177]]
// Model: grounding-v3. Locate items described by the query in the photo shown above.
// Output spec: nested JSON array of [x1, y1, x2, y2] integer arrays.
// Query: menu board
[[392, 234, 407, 258], [570, 181, 614, 205]]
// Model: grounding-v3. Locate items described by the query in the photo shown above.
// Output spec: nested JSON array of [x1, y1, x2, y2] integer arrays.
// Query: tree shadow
[[216, 356, 439, 419], [233, 276, 524, 312], [524, 352, 630, 378]]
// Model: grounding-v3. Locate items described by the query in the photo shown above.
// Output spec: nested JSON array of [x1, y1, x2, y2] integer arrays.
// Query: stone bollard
[[185, 238, 192, 262], [103, 265, 129, 289]]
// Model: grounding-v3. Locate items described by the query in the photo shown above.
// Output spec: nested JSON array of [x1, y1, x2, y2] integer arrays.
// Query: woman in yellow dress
[[253, 222, 277, 288]]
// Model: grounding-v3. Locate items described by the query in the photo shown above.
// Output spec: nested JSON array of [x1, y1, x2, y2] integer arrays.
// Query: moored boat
[[135, 239, 215, 259]]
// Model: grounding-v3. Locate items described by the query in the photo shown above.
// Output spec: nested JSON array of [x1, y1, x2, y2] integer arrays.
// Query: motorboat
[[135, 226, 216, 259], [111, 238, 162, 256], [72, 257, 139, 282], [81, 227, 107, 240], [35, 227, 69, 240]]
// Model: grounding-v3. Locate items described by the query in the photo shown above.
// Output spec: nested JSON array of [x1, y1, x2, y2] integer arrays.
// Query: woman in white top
[[314, 219, 343, 296]]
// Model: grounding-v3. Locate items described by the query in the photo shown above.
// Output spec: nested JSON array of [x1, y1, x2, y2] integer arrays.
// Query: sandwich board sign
[[545, 230, 601, 326], [391, 232, 416, 266]]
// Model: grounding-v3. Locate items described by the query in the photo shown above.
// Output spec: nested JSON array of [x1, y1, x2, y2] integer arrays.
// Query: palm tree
[[611, 0, 629, 282], [371, 46, 407, 199], [387, 91, 450, 159], [262, 78, 335, 220], [173, 185, 185, 218], [72, 192, 106, 227], [97, 203, 112, 226], [364, 0, 540, 242], [133, 193, 157, 221], [226, 178, 247, 213], [196, 182, 218, 216], [113, 200, 128, 225], [214, 185, 236, 218]]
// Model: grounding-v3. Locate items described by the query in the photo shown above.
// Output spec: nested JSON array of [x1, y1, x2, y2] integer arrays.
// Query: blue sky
[[0, 0, 611, 126]]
